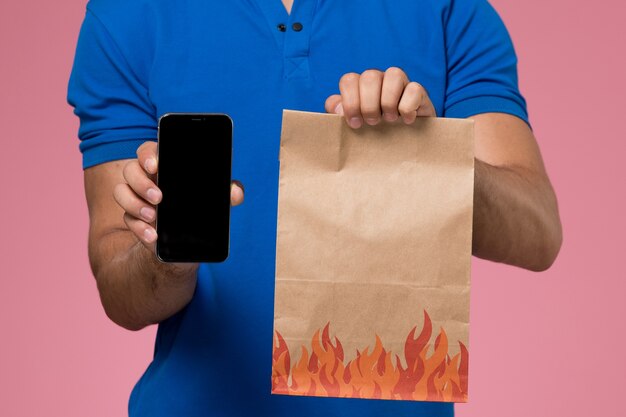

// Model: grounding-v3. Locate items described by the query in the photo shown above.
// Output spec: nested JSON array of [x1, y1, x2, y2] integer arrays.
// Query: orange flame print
[[272, 310, 468, 402]]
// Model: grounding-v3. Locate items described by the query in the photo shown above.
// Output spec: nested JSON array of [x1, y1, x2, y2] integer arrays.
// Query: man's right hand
[[83, 140, 244, 330], [113, 141, 244, 254]]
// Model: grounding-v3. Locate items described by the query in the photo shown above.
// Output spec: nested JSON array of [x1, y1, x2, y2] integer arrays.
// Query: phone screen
[[156, 113, 232, 262]]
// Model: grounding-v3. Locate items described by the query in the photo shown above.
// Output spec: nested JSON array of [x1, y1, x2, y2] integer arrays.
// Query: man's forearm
[[472, 158, 562, 271], [91, 231, 197, 330]]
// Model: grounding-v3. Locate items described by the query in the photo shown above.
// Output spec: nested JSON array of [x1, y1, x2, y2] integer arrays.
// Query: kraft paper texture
[[272, 110, 474, 402]]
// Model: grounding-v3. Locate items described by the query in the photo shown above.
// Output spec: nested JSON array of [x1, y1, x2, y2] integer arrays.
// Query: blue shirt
[[68, 1, 528, 415]]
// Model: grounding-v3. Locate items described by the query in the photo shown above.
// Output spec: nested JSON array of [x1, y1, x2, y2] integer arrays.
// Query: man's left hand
[[325, 67, 436, 128]]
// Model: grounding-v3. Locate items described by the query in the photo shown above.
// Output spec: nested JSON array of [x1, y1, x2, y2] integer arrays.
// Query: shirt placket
[[282, 0, 317, 80], [253, 0, 318, 80]]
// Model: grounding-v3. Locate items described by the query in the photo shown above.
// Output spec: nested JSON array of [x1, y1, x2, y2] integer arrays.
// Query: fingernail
[[349, 117, 362, 129], [145, 158, 157, 173], [140, 206, 155, 221], [365, 117, 379, 126], [333, 103, 344, 115], [147, 188, 161, 204], [383, 113, 398, 122], [144, 228, 156, 243]]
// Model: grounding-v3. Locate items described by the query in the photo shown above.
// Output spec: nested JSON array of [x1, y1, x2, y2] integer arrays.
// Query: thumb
[[231, 180, 244, 206]]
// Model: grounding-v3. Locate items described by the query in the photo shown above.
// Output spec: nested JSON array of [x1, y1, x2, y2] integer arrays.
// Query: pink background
[[1, 0, 624, 415]]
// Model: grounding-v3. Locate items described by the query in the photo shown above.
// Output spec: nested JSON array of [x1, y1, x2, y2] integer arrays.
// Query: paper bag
[[272, 110, 474, 402]]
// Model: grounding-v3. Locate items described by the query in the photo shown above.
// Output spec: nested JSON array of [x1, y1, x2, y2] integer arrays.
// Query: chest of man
[[148, 0, 448, 118]]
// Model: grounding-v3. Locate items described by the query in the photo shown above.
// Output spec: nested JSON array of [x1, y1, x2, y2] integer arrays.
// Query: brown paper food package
[[272, 110, 474, 402]]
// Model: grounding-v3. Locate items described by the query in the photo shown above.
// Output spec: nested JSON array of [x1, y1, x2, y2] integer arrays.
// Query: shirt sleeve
[[67, 8, 157, 169], [442, 0, 529, 125]]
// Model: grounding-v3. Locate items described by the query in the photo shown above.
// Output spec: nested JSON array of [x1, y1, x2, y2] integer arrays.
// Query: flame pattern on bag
[[272, 310, 468, 402]]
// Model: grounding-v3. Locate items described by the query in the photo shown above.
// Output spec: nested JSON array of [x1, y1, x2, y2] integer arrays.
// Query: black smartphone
[[156, 113, 233, 263]]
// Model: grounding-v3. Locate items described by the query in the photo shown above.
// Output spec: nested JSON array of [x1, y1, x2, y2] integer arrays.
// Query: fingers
[[124, 212, 156, 251], [137, 141, 158, 175], [134, 140, 246, 207], [118, 147, 160, 248], [381, 67, 409, 122], [338, 72, 362, 129], [398, 81, 436, 123], [123, 159, 162, 205], [114, 182, 156, 223], [115, 177, 245, 248], [325, 94, 343, 115], [114, 140, 246, 252], [359, 70, 384, 125], [326, 67, 436, 128], [115, 181, 157, 249], [116, 158, 160, 249]]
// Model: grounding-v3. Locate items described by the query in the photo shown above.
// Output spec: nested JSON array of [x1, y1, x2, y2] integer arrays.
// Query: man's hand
[[325, 67, 562, 271], [84, 140, 244, 330], [324, 67, 436, 128], [113, 141, 244, 253]]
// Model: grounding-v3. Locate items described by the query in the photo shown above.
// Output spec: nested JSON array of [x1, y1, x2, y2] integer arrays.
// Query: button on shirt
[[68, 0, 528, 416]]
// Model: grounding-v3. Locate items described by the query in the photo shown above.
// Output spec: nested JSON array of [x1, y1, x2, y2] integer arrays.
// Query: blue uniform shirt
[[68, 1, 528, 415]]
